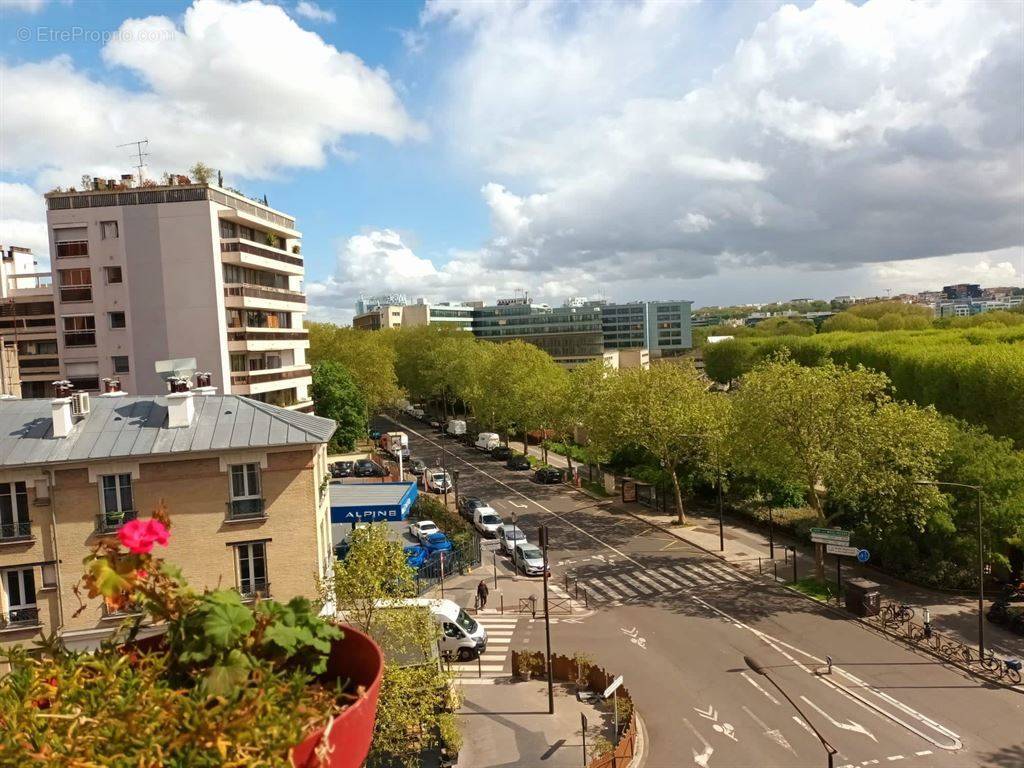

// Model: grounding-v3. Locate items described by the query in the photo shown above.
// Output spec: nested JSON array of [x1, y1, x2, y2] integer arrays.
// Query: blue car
[[405, 545, 428, 568], [423, 531, 453, 554]]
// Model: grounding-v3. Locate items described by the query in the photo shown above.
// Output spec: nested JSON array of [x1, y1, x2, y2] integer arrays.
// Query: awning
[[329, 481, 418, 524]]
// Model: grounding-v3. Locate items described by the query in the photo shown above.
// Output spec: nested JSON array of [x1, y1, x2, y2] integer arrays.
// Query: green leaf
[[87, 559, 130, 597], [201, 649, 252, 697], [262, 623, 301, 655], [201, 599, 255, 650]]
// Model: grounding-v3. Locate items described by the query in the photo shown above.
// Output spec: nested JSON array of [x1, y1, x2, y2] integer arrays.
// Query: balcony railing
[[102, 601, 144, 620], [0, 519, 32, 542], [0, 607, 40, 629], [239, 580, 271, 601], [59, 287, 93, 303], [224, 283, 307, 306], [64, 331, 96, 347], [226, 498, 266, 521], [55, 241, 88, 259], [221, 239, 302, 267], [95, 509, 138, 534], [230, 366, 312, 386], [227, 330, 308, 342]]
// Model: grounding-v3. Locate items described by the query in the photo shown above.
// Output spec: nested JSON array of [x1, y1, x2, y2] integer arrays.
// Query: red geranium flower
[[118, 518, 170, 554]]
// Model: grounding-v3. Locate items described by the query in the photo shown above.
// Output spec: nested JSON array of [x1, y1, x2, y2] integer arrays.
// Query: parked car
[[473, 507, 504, 537], [497, 524, 527, 555], [490, 446, 513, 461], [410, 519, 440, 543], [506, 454, 531, 471], [475, 432, 501, 452], [354, 459, 388, 478], [329, 461, 353, 478], [534, 466, 563, 484], [514, 542, 549, 576], [430, 419, 442, 430], [409, 459, 427, 476], [457, 496, 487, 520], [404, 545, 429, 569], [426, 470, 453, 493], [423, 531, 453, 554], [447, 419, 467, 436]]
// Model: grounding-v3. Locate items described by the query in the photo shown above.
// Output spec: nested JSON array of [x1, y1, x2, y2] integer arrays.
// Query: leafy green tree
[[703, 339, 756, 383], [548, 360, 610, 471], [311, 361, 366, 451], [732, 356, 947, 578], [308, 323, 402, 423]]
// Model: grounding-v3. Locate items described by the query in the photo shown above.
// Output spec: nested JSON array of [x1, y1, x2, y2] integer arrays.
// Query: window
[[108, 311, 126, 329], [58, 268, 92, 302], [228, 463, 263, 519], [219, 220, 238, 239], [3, 567, 38, 626], [100, 221, 119, 240], [54, 227, 88, 259], [63, 315, 96, 347], [112, 356, 130, 374], [236, 542, 268, 598], [0, 482, 30, 541], [104, 266, 123, 284], [230, 354, 247, 373], [101, 474, 134, 517]]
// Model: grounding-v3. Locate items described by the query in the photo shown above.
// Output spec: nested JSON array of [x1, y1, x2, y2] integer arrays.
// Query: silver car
[[514, 542, 548, 577], [497, 524, 527, 555]]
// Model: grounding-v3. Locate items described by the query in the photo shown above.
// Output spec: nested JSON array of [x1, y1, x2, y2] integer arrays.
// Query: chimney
[[99, 378, 126, 398], [193, 371, 217, 396], [167, 391, 195, 428], [51, 397, 74, 438]]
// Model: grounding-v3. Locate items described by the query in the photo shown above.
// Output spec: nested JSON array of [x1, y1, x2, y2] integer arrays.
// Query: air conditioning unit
[[71, 391, 90, 417]]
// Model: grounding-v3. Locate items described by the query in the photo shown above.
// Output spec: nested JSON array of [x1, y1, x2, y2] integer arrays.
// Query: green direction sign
[[810, 527, 850, 544]]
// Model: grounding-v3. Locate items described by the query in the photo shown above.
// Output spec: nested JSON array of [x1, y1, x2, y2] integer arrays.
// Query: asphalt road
[[377, 414, 1024, 768]]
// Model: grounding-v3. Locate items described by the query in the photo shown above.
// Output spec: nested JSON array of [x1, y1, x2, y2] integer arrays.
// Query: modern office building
[[471, 297, 605, 367], [0, 245, 59, 397], [942, 283, 983, 300], [402, 301, 475, 330], [601, 300, 693, 358], [44, 177, 312, 410], [353, 305, 404, 330], [0, 390, 334, 650]]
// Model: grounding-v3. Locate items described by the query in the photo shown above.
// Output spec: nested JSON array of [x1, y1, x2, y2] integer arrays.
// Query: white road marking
[[914, 751, 932, 757], [741, 705, 795, 755], [694, 704, 718, 722], [740, 671, 781, 706], [666, 565, 702, 587], [792, 715, 816, 737], [634, 570, 668, 593], [682, 718, 714, 767], [801, 695, 877, 742], [643, 569, 686, 591], [585, 580, 620, 600], [689, 594, 963, 751], [886, 756, 904, 762], [604, 574, 640, 597], [623, 575, 656, 594], [386, 416, 643, 567]]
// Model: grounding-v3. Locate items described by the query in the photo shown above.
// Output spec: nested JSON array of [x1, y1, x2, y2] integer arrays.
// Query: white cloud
[[868, 248, 1023, 294], [0, 0, 49, 13], [294, 1, 335, 24], [0, 182, 50, 261], [424, 0, 1024, 295]]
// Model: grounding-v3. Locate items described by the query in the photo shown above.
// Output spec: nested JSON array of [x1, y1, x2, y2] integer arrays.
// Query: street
[[379, 413, 1024, 768]]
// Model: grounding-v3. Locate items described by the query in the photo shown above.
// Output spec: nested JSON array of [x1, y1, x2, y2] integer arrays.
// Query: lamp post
[[915, 479, 985, 657], [539, 524, 554, 714], [744, 655, 836, 767], [452, 469, 460, 510]]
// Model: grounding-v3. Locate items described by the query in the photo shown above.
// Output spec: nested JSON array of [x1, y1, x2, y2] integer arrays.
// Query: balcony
[[7, 272, 53, 298], [95, 509, 138, 535], [223, 283, 307, 310], [238, 580, 271, 601], [226, 498, 266, 522], [230, 365, 312, 388], [0, 519, 33, 543], [0, 606, 41, 630], [220, 239, 302, 269]]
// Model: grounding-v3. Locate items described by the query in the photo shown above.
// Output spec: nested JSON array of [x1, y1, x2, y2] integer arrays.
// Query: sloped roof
[[0, 395, 335, 468]]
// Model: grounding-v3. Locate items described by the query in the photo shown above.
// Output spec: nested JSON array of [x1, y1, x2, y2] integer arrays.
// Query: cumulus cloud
[[294, 1, 335, 24], [1, 0, 420, 188], [0, 182, 50, 262], [1, 0, 48, 12], [424, 0, 1024, 290]]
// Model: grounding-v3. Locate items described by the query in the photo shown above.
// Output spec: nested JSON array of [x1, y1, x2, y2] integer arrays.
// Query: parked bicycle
[[883, 602, 915, 625], [980, 655, 1022, 685]]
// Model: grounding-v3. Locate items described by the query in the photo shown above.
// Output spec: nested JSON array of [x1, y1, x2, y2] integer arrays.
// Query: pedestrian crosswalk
[[452, 613, 519, 683], [576, 560, 748, 603]]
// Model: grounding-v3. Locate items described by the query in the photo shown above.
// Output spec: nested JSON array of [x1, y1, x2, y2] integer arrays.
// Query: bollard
[[500, 594, 504, 615], [758, 556, 762, 575], [584, 589, 589, 609], [574, 581, 579, 600], [773, 561, 778, 582], [791, 547, 797, 583], [565, 574, 570, 591], [478, 654, 482, 678]]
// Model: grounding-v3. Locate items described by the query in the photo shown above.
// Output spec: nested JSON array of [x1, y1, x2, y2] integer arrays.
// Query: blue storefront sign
[[329, 481, 418, 525]]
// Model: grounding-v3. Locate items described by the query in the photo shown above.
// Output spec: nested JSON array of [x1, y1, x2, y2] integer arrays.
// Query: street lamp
[[915, 479, 985, 657], [743, 655, 837, 768], [452, 468, 460, 510]]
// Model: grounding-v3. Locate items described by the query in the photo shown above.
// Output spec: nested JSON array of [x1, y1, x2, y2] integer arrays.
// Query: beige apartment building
[[43, 178, 312, 411], [0, 245, 59, 397], [0, 390, 335, 650], [353, 304, 404, 330]]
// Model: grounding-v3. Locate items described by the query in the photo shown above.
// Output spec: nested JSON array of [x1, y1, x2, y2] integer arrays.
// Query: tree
[[189, 161, 213, 184], [591, 361, 719, 524], [732, 355, 948, 579], [548, 360, 610, 471], [310, 361, 366, 451], [319, 524, 457, 767], [703, 339, 756, 384], [308, 323, 402, 423]]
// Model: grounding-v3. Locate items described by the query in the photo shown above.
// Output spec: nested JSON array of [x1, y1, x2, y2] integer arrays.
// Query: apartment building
[[353, 304, 404, 331], [401, 301, 475, 330], [601, 300, 693, 358], [0, 389, 335, 651], [44, 178, 312, 411], [0, 245, 59, 397]]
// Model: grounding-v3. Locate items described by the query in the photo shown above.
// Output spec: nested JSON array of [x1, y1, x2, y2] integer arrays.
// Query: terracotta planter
[[292, 625, 385, 768]]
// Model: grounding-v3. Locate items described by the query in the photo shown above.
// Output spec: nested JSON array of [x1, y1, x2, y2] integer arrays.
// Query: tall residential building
[[44, 178, 312, 411], [402, 301, 475, 330], [471, 297, 604, 367], [0, 391, 334, 650], [0, 245, 59, 397], [601, 300, 693, 358]]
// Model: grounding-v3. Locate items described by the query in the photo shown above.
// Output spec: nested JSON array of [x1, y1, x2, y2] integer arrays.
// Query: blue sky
[[2, 0, 1021, 323]]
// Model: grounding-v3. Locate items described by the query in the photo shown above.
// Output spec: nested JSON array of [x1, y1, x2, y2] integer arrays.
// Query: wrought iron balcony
[[0, 607, 40, 629], [239, 580, 271, 601], [0, 519, 32, 542], [94, 509, 138, 534], [226, 498, 266, 521]]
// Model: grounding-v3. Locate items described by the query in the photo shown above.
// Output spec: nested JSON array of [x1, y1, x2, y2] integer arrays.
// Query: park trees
[[310, 360, 367, 451], [308, 323, 401, 423]]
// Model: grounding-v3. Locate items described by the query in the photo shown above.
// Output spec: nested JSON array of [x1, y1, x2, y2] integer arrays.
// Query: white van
[[382, 598, 487, 660], [475, 432, 500, 452], [447, 420, 467, 436]]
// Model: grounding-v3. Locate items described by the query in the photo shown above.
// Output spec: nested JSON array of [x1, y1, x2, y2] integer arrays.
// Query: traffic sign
[[603, 675, 624, 698], [857, 549, 870, 564], [810, 527, 850, 545], [826, 544, 859, 557]]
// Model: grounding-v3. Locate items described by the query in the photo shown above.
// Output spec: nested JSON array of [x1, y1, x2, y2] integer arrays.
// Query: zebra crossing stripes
[[577, 561, 748, 602], [453, 615, 519, 680]]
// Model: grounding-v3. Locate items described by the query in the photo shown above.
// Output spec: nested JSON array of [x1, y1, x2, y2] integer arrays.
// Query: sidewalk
[[517, 440, 1024, 660]]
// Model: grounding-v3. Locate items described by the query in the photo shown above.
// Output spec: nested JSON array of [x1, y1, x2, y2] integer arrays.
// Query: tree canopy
[[310, 360, 366, 451]]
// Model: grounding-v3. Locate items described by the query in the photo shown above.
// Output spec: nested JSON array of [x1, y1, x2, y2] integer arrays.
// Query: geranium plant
[[0, 504, 366, 766]]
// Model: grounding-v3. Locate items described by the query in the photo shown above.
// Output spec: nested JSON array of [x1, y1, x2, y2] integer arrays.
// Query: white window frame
[[99, 473, 134, 516], [108, 311, 127, 329], [3, 567, 37, 615], [229, 463, 261, 501], [101, 221, 119, 240], [0, 481, 30, 539], [235, 542, 268, 597]]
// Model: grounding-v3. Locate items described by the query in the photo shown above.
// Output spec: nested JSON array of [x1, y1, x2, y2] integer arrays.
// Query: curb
[[628, 711, 647, 768]]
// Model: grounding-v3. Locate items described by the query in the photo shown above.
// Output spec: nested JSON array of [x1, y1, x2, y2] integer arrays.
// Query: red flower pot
[[291, 625, 385, 768]]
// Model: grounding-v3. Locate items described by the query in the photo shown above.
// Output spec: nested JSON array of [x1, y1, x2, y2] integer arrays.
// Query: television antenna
[[117, 138, 150, 183]]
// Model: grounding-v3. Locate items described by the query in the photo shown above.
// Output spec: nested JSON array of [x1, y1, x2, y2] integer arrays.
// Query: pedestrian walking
[[476, 580, 489, 612]]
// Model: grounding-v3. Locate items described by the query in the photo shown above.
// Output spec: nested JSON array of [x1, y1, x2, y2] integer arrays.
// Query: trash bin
[[844, 578, 881, 617]]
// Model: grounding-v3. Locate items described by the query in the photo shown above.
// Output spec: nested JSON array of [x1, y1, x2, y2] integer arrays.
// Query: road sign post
[[581, 713, 588, 766], [539, 524, 554, 715]]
